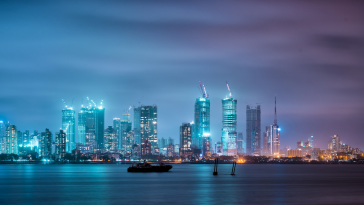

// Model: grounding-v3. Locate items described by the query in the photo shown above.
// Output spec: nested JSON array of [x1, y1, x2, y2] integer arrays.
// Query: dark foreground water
[[0, 164, 363, 205]]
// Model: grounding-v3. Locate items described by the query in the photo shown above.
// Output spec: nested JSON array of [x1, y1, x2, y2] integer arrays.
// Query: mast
[[274, 95, 277, 124]]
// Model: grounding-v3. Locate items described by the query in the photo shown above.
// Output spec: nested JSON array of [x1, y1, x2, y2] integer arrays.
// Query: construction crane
[[198, 81, 209, 98], [62, 99, 68, 108], [226, 81, 231, 98]]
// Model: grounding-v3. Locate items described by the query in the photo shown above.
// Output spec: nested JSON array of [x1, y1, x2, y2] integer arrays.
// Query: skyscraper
[[134, 105, 157, 148], [6, 124, 18, 154], [95, 107, 105, 150], [104, 126, 117, 152], [23, 130, 29, 147], [237, 132, 244, 154], [0, 121, 6, 154], [113, 118, 121, 149], [221, 86, 237, 156], [17, 130, 23, 148], [55, 130, 66, 159], [193, 88, 210, 151], [120, 113, 132, 151], [62, 107, 75, 152], [331, 135, 340, 152], [41, 128, 52, 158], [271, 96, 280, 156], [246, 105, 261, 155], [180, 123, 192, 155]]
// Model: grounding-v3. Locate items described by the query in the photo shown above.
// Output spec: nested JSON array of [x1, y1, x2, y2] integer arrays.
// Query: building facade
[[55, 130, 66, 159], [134, 105, 157, 148], [6, 125, 17, 154], [246, 105, 261, 155], [104, 126, 118, 152], [222, 97, 237, 156], [62, 108, 75, 152], [180, 123, 192, 155], [193, 97, 210, 151]]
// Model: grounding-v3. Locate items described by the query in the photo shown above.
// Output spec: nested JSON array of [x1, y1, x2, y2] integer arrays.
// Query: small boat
[[127, 161, 173, 172]]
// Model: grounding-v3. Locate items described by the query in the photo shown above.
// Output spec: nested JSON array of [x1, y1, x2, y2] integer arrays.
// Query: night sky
[[1, 1, 363, 149]]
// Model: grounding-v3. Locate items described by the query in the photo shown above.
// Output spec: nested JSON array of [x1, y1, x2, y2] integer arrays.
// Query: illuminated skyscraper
[[134, 105, 157, 148], [271, 96, 280, 156], [180, 123, 192, 155], [62, 107, 75, 152], [237, 132, 244, 154], [95, 107, 105, 150], [246, 105, 261, 155], [55, 130, 66, 159], [221, 85, 237, 156], [331, 135, 340, 152], [193, 87, 210, 151], [23, 130, 29, 147], [17, 131, 23, 148], [113, 118, 121, 149], [0, 121, 6, 154], [6, 124, 18, 154], [41, 128, 52, 158], [104, 126, 117, 152], [120, 113, 132, 151]]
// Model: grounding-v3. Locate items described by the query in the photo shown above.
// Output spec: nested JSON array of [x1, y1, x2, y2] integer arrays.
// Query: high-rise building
[[120, 113, 132, 151], [222, 92, 237, 156], [237, 132, 244, 154], [104, 126, 117, 152], [202, 137, 212, 157], [158, 137, 166, 148], [246, 105, 261, 155], [193, 96, 210, 151], [180, 123, 192, 155], [271, 96, 280, 156], [95, 107, 105, 150], [113, 118, 121, 149], [62, 107, 75, 152], [23, 130, 29, 147], [134, 105, 157, 148], [41, 129, 52, 158], [141, 139, 151, 155], [17, 131, 23, 148], [330, 135, 341, 152], [0, 121, 7, 154], [6, 125, 18, 154], [55, 130, 66, 159]]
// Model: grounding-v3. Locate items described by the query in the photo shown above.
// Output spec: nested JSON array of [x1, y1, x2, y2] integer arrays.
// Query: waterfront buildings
[[55, 130, 66, 159], [237, 132, 244, 154], [17, 131, 23, 148], [41, 129, 52, 158], [193, 94, 210, 152], [202, 137, 212, 157], [23, 130, 29, 147], [287, 149, 303, 157], [180, 123, 192, 156], [134, 105, 157, 148], [120, 113, 132, 152], [221, 91, 237, 156], [246, 105, 261, 155], [113, 118, 121, 148], [141, 139, 151, 155], [6, 125, 17, 154], [95, 107, 105, 150], [329, 135, 341, 152], [104, 126, 117, 152], [62, 107, 75, 152]]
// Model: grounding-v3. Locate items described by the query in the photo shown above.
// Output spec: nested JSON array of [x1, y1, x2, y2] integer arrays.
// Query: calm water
[[0, 164, 363, 205]]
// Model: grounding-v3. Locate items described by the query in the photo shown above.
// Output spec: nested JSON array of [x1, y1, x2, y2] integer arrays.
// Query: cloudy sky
[[1, 1, 363, 149]]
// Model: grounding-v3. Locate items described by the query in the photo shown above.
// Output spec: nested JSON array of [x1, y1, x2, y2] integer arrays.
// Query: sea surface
[[0, 164, 363, 205]]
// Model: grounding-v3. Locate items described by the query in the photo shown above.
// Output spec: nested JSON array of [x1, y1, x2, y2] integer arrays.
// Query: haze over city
[[1, 1, 364, 150]]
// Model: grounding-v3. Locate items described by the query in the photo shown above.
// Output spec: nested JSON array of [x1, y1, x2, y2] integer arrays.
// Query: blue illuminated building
[[62, 107, 75, 152], [222, 95, 237, 156], [193, 83, 210, 152]]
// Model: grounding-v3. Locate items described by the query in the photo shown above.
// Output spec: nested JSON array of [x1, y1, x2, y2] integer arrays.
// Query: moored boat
[[127, 161, 173, 172]]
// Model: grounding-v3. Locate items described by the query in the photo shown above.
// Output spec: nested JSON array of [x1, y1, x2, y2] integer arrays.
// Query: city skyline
[[1, 1, 364, 150]]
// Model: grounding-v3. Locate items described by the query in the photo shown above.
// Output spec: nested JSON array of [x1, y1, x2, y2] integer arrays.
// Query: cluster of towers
[[0, 82, 281, 159]]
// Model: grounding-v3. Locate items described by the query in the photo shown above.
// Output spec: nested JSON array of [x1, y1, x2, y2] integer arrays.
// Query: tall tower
[[134, 105, 157, 148], [221, 82, 237, 156], [120, 113, 132, 151], [246, 105, 261, 155], [62, 100, 75, 152], [271, 95, 280, 156], [6, 124, 18, 154], [56, 130, 66, 159], [193, 82, 210, 152], [180, 123, 192, 157]]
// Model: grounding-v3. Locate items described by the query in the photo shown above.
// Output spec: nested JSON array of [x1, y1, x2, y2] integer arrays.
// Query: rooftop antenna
[[226, 81, 231, 98], [274, 94, 277, 124]]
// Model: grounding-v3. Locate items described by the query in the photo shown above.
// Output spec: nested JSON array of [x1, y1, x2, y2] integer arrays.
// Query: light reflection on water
[[0, 164, 364, 205]]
